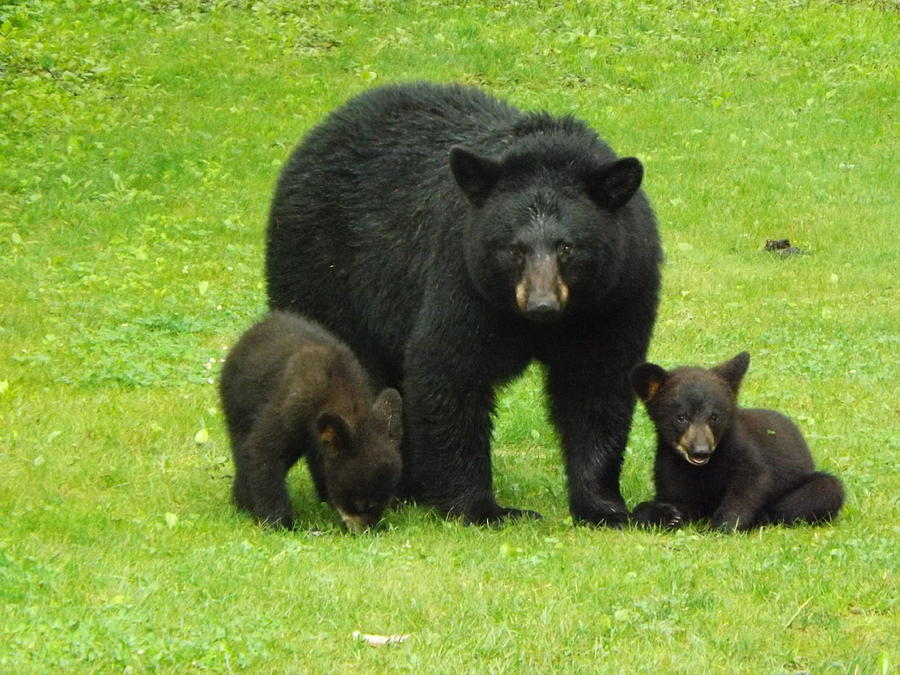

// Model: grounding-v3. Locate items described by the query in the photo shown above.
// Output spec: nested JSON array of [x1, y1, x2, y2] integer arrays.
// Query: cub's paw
[[632, 501, 684, 529], [655, 503, 684, 528]]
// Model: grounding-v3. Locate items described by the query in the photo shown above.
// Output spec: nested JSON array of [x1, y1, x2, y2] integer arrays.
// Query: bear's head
[[316, 387, 403, 532], [449, 140, 644, 323], [630, 352, 750, 466]]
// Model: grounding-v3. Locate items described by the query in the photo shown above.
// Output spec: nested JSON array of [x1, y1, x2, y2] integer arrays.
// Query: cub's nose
[[686, 446, 712, 466]]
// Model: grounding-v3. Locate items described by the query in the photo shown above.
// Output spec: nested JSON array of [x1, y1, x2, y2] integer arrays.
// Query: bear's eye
[[557, 242, 575, 259], [675, 414, 688, 425], [508, 246, 525, 262], [709, 413, 719, 422]]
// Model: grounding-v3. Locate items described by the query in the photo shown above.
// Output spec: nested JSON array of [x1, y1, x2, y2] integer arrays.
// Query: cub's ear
[[317, 412, 352, 456], [449, 146, 501, 206], [713, 351, 751, 393], [372, 388, 403, 441], [630, 362, 668, 402], [589, 157, 643, 210]]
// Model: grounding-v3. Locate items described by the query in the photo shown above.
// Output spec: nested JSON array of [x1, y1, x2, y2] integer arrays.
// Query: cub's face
[[317, 388, 403, 533], [631, 353, 750, 467], [449, 146, 644, 323], [327, 452, 402, 533], [646, 371, 736, 466]]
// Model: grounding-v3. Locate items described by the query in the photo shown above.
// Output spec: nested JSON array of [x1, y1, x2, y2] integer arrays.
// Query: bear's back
[[301, 82, 525, 158], [734, 408, 816, 480]]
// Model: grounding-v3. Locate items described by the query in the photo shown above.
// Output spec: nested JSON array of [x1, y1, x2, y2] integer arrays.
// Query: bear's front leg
[[239, 449, 294, 529], [401, 322, 539, 525], [711, 487, 767, 532], [545, 316, 653, 527], [710, 509, 756, 533], [548, 366, 632, 526], [557, 417, 631, 527], [402, 368, 540, 524], [234, 409, 299, 530], [711, 458, 771, 532]]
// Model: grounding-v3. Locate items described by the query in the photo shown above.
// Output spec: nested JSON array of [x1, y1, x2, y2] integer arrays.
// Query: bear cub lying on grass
[[630, 352, 844, 532], [219, 311, 402, 532]]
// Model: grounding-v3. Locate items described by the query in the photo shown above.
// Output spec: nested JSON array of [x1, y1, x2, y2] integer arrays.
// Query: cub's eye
[[709, 413, 719, 422], [353, 500, 376, 515], [557, 242, 574, 258], [675, 414, 688, 425]]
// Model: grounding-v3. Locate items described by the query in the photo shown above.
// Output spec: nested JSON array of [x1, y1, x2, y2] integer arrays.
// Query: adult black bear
[[266, 83, 662, 525], [220, 311, 403, 532], [630, 352, 844, 531]]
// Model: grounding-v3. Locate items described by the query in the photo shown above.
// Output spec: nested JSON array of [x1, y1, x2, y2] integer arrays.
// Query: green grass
[[1, 0, 898, 671]]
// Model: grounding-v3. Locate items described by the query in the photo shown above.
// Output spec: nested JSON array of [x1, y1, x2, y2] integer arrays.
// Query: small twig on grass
[[784, 597, 813, 628], [353, 631, 409, 646]]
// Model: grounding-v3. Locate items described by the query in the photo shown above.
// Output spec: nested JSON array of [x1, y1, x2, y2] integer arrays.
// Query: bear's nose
[[525, 297, 561, 322], [691, 438, 711, 454]]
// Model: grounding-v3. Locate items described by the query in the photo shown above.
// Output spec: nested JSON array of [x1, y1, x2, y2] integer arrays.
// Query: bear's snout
[[515, 253, 569, 322], [676, 423, 716, 466]]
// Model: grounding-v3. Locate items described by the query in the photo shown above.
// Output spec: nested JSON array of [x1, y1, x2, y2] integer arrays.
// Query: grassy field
[[1, 0, 897, 671]]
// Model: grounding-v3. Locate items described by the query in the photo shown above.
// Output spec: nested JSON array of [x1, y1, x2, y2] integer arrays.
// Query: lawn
[[1, 0, 897, 671]]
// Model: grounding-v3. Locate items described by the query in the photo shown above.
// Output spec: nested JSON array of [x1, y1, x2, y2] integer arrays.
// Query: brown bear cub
[[219, 311, 402, 532], [629, 352, 844, 532]]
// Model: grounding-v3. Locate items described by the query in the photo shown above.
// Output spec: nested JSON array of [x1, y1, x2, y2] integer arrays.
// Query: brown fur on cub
[[220, 311, 402, 532], [630, 352, 843, 531]]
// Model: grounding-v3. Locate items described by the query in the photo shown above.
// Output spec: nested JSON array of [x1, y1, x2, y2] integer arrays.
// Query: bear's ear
[[588, 157, 643, 210], [712, 351, 751, 394], [372, 388, 403, 441], [630, 362, 668, 402], [317, 412, 353, 457], [449, 146, 501, 206]]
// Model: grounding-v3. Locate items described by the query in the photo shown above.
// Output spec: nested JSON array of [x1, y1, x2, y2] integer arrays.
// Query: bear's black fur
[[266, 82, 662, 525], [630, 352, 844, 531], [219, 311, 402, 532]]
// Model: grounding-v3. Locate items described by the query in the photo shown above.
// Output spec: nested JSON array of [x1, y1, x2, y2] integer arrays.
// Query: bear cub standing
[[630, 352, 843, 531], [219, 311, 402, 532]]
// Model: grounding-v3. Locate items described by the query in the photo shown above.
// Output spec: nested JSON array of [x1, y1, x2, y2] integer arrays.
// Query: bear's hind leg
[[766, 472, 844, 525], [245, 455, 295, 529]]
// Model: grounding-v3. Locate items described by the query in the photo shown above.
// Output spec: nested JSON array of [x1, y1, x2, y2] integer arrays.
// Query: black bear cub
[[219, 311, 403, 532], [630, 352, 844, 531]]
